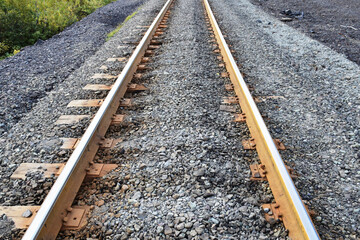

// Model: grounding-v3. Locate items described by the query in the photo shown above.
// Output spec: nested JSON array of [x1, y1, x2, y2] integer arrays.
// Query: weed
[[106, 9, 139, 41]]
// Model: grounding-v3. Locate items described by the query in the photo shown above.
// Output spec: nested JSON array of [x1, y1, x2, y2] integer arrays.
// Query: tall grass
[[0, 0, 116, 59]]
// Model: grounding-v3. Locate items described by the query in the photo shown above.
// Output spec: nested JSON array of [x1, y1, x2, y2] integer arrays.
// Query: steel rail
[[22, 0, 174, 239], [203, 0, 320, 239]]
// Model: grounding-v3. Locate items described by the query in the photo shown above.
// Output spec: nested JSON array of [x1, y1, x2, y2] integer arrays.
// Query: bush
[[0, 0, 116, 59]]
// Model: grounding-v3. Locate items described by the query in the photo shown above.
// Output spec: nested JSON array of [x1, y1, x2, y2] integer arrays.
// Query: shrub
[[0, 0, 116, 59], [0, 42, 10, 56]]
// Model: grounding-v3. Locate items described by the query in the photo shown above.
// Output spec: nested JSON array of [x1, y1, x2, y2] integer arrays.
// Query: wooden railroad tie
[[0, 205, 91, 231], [261, 203, 315, 226], [150, 40, 162, 45], [137, 64, 150, 71], [106, 57, 127, 62], [225, 84, 234, 91], [136, 25, 150, 28], [242, 138, 286, 150], [82, 83, 147, 92], [11, 163, 117, 180], [91, 73, 118, 79], [60, 138, 122, 150], [55, 115, 90, 125], [67, 99, 104, 108], [67, 98, 132, 108], [253, 95, 286, 103], [141, 57, 151, 63], [134, 73, 143, 79], [154, 31, 165, 37], [249, 164, 297, 181], [145, 50, 154, 56], [148, 45, 160, 50], [3, 161, 117, 230], [55, 114, 125, 126], [221, 72, 229, 78], [223, 96, 238, 104], [219, 105, 237, 113], [82, 84, 112, 91], [233, 113, 246, 123]]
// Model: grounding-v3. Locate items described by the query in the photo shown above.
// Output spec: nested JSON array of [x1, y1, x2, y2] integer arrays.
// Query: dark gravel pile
[[209, 0, 359, 239], [0, 0, 146, 136], [248, 0, 360, 65]]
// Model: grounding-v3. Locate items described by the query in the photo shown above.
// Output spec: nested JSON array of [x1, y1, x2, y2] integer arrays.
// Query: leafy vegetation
[[106, 9, 138, 41], [0, 0, 116, 59]]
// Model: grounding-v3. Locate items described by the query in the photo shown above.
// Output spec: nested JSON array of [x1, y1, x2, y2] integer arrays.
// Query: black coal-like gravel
[[248, 0, 360, 65], [0, 0, 146, 136]]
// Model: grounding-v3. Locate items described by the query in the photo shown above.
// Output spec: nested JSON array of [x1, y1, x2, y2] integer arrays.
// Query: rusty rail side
[[22, 0, 174, 239], [203, 0, 320, 239]]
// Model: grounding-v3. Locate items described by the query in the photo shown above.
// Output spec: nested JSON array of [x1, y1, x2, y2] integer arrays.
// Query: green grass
[[106, 9, 139, 41], [0, 0, 118, 60], [0, 49, 19, 60]]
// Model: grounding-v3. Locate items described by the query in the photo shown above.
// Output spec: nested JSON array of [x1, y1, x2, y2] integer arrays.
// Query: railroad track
[[0, 0, 320, 239]]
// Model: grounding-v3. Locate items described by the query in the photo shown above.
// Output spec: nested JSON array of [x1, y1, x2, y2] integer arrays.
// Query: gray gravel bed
[[0, 0, 164, 238], [1, 0, 357, 239], [0, 0, 146, 137], [209, 0, 360, 239], [60, 0, 289, 239]]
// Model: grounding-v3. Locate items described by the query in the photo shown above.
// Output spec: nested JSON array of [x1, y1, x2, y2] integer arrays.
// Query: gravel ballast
[[0, 0, 358, 239], [62, 0, 284, 238], [0, 0, 146, 136], [209, 0, 359, 239]]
